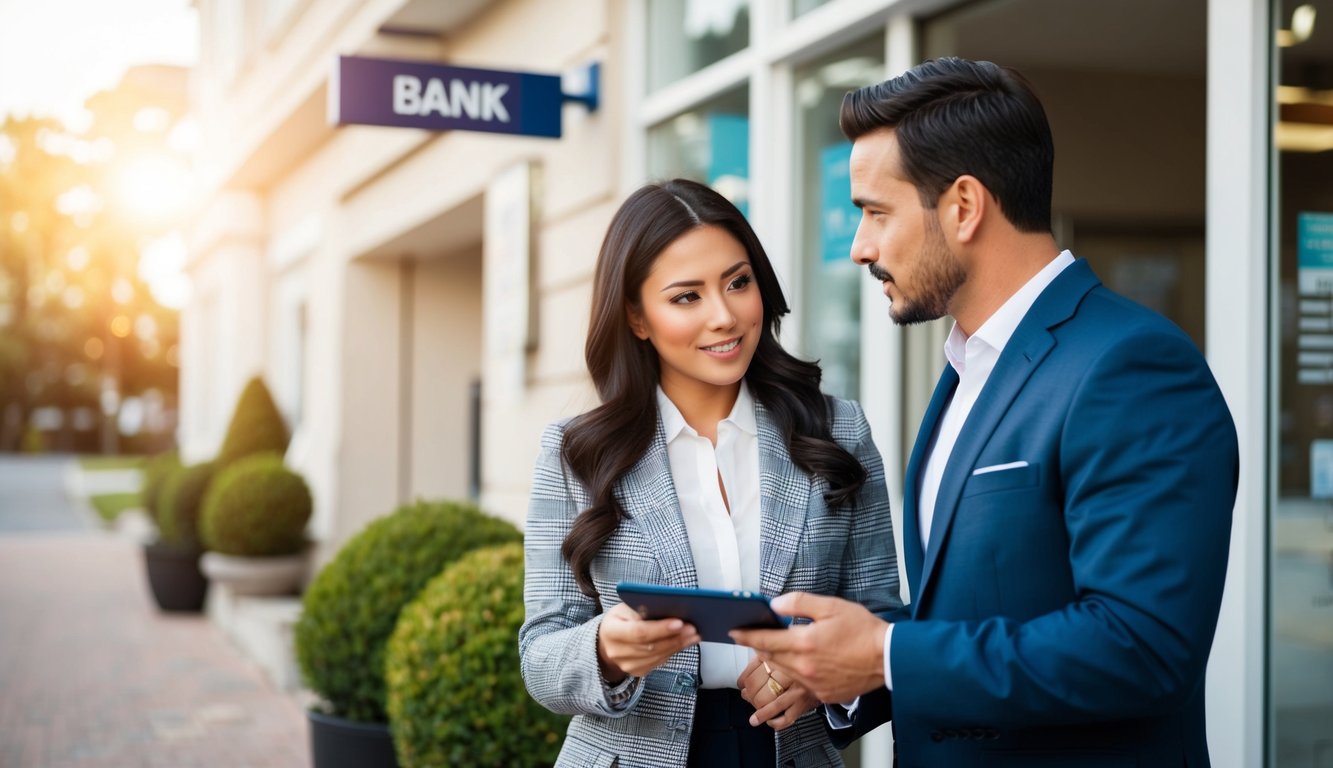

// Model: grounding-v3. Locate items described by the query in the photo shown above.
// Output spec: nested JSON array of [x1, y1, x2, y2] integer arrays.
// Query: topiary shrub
[[217, 376, 290, 467], [294, 500, 522, 725], [199, 453, 311, 556], [141, 451, 181, 522], [386, 543, 568, 767], [156, 460, 217, 550]]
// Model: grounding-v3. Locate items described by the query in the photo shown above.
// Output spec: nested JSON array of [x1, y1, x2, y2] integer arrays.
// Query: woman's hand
[[598, 602, 701, 682], [737, 655, 820, 731]]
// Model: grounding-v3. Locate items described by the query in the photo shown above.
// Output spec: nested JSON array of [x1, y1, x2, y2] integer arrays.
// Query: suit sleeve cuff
[[601, 674, 641, 711], [825, 698, 858, 730]]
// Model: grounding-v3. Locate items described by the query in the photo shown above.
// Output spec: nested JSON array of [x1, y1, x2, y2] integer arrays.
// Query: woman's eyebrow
[[660, 261, 750, 292]]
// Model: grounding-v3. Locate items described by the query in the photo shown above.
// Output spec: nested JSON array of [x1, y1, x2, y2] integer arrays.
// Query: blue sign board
[[820, 142, 857, 264], [331, 55, 564, 138]]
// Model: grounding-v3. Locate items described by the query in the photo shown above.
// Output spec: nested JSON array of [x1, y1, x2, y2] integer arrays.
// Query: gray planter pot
[[307, 709, 398, 768], [143, 543, 209, 612]]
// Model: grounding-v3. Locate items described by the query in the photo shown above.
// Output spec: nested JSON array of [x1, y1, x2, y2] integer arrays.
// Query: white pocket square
[[972, 461, 1029, 476]]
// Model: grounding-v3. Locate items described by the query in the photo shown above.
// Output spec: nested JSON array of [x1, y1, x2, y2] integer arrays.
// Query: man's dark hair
[[840, 57, 1054, 233]]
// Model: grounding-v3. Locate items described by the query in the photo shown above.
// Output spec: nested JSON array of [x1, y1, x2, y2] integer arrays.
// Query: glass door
[[1271, 2, 1333, 765]]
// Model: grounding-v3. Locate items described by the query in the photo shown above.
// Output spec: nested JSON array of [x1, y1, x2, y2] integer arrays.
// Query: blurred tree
[[0, 65, 188, 453]]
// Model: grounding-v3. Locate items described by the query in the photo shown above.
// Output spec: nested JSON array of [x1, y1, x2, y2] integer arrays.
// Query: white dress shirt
[[657, 382, 762, 689], [880, 250, 1075, 690]]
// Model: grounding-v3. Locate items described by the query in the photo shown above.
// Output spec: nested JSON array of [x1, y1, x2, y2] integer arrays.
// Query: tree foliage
[[0, 67, 187, 452]]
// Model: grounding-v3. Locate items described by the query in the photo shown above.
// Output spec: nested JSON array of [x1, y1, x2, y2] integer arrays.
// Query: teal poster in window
[[707, 113, 749, 217], [820, 142, 857, 264], [1298, 212, 1333, 294]]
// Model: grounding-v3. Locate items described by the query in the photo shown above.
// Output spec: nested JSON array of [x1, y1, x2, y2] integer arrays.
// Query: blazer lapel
[[916, 260, 1101, 602], [756, 401, 810, 598], [622, 419, 698, 589], [903, 364, 958, 605]]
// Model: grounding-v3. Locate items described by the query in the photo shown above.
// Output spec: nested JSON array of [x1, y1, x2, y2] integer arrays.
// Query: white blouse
[[656, 382, 761, 689]]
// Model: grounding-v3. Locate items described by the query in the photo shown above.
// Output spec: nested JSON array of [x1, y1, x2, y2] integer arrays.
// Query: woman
[[519, 179, 900, 767]]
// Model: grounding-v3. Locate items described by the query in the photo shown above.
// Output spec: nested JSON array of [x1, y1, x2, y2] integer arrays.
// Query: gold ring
[[767, 677, 786, 696]]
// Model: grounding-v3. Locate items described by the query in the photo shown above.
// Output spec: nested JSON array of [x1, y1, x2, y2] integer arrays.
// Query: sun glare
[[114, 154, 192, 221], [139, 233, 191, 309]]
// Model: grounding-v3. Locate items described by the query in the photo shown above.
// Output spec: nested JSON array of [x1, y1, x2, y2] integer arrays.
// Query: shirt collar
[[944, 250, 1075, 374], [656, 381, 757, 441]]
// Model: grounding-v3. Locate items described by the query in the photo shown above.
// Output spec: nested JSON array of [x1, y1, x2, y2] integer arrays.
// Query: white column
[[1204, 1, 1268, 766]]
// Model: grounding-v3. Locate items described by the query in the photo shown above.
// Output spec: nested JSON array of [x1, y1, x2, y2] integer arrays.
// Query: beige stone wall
[[185, 0, 619, 558]]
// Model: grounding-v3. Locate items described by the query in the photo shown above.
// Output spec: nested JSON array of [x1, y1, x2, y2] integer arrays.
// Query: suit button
[[930, 731, 945, 742], [971, 728, 986, 740], [987, 729, 1000, 740]]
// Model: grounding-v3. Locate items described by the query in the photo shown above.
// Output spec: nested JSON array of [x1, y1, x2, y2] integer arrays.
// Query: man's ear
[[627, 306, 649, 340], [941, 174, 988, 244]]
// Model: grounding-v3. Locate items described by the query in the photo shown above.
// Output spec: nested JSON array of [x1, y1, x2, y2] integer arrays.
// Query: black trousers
[[687, 688, 777, 768]]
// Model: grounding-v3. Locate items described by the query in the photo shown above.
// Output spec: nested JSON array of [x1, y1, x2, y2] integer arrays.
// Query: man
[[733, 57, 1238, 766]]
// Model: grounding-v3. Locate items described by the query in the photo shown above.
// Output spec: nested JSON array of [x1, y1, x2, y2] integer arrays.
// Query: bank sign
[[330, 55, 565, 138]]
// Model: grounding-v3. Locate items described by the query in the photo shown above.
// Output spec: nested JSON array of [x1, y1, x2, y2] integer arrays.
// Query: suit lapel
[[756, 400, 810, 597], [903, 364, 958, 605], [916, 329, 1054, 598], [915, 259, 1102, 604], [622, 419, 698, 588]]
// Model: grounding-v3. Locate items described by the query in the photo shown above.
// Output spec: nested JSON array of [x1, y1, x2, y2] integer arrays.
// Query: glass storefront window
[[793, 37, 884, 399], [646, 87, 750, 214], [646, 0, 749, 92], [923, 0, 1208, 350], [1271, 1, 1333, 765]]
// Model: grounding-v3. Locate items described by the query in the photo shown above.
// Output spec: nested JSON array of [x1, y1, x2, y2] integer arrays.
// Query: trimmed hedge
[[199, 453, 311, 556], [156, 460, 217, 550], [141, 451, 181, 522], [293, 500, 522, 724], [217, 376, 289, 467], [386, 543, 568, 767]]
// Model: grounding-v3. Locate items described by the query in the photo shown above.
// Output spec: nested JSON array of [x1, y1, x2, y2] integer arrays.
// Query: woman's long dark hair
[[560, 178, 867, 597]]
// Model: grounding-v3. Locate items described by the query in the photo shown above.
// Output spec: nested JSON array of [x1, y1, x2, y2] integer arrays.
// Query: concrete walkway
[[0, 457, 310, 767]]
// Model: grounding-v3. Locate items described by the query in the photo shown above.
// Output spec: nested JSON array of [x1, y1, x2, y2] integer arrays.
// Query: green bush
[[199, 453, 311, 556], [294, 500, 522, 725], [386, 543, 568, 767], [156, 461, 217, 550], [90, 492, 140, 524], [217, 376, 289, 467], [141, 451, 181, 521]]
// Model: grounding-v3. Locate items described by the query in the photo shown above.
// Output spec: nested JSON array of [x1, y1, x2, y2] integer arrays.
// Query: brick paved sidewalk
[[0, 534, 310, 767]]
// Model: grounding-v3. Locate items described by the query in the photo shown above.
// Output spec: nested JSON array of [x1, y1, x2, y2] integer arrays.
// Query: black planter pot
[[308, 709, 398, 768], [142, 543, 208, 612]]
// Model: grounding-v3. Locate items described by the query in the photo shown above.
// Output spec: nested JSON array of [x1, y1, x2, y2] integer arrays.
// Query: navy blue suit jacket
[[848, 259, 1237, 767]]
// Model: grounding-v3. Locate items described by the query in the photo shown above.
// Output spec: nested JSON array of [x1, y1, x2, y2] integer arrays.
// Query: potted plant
[[198, 453, 312, 596], [293, 500, 522, 768], [142, 456, 213, 612], [385, 543, 568, 767], [217, 376, 290, 465]]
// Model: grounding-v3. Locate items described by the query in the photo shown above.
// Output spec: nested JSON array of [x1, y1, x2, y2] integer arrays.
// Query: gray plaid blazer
[[520, 396, 901, 768]]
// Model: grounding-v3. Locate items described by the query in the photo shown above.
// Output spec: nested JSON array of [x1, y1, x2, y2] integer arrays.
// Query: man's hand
[[736, 655, 819, 730], [598, 602, 700, 682], [730, 592, 888, 703]]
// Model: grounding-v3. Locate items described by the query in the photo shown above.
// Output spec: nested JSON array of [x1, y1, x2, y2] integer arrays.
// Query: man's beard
[[888, 216, 965, 326]]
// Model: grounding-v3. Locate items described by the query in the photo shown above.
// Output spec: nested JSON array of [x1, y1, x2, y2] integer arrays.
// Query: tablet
[[615, 582, 790, 644]]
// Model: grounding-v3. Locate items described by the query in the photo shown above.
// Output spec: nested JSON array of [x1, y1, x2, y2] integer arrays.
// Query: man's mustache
[[867, 263, 892, 282]]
